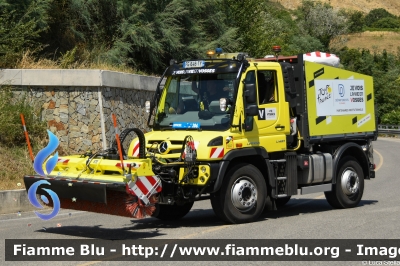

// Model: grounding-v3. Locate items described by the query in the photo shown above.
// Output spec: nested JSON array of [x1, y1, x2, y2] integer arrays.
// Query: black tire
[[275, 196, 291, 208], [210, 193, 230, 222], [324, 156, 364, 209], [152, 201, 194, 220], [211, 163, 267, 224]]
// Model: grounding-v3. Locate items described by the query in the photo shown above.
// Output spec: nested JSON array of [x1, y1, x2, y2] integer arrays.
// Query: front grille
[[146, 140, 185, 155], [147, 140, 184, 145]]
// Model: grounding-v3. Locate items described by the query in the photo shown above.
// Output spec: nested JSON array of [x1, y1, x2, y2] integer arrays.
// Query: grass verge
[[0, 144, 38, 190]]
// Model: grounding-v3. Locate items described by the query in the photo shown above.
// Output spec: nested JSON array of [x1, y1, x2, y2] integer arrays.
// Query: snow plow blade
[[24, 175, 110, 203]]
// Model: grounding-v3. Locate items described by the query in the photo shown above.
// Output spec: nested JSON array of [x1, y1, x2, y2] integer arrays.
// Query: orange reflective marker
[[20, 113, 34, 162], [112, 114, 125, 173]]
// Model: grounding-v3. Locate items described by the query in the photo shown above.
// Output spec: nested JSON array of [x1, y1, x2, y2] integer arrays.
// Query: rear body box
[[305, 61, 376, 138]]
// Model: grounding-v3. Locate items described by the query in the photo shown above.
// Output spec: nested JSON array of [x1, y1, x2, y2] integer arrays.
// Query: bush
[[365, 8, 396, 27], [0, 86, 46, 147], [381, 109, 400, 125], [372, 17, 400, 29], [287, 35, 324, 54], [345, 10, 365, 33]]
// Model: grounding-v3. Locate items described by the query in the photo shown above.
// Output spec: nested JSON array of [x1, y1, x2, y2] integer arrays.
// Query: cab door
[[246, 66, 290, 152]]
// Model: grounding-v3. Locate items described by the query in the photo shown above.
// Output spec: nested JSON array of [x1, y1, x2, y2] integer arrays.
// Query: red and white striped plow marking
[[132, 141, 140, 157], [126, 176, 162, 205], [57, 158, 69, 165], [305, 51, 337, 58], [210, 147, 224, 158], [303, 51, 340, 67]]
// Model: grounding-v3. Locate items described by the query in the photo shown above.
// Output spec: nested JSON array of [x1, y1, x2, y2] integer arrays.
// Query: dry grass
[[272, 0, 400, 16], [334, 31, 400, 54], [0, 138, 71, 190], [0, 145, 36, 190], [15, 50, 145, 75], [270, 0, 400, 53]]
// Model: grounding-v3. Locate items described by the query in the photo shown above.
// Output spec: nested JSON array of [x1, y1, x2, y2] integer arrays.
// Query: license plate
[[183, 61, 205, 68], [172, 122, 200, 129]]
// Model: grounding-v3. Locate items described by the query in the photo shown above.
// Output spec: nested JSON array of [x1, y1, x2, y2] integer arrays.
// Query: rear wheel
[[325, 156, 364, 208], [152, 201, 194, 220], [211, 164, 267, 223]]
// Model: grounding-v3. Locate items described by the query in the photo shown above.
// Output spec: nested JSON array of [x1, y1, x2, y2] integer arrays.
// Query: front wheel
[[325, 156, 364, 208], [211, 164, 267, 223]]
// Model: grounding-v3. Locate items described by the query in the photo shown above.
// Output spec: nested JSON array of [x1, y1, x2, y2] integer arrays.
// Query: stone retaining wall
[[1, 69, 160, 154]]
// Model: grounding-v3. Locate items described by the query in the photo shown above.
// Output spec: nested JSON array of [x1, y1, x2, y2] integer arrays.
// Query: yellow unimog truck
[[24, 48, 377, 224]]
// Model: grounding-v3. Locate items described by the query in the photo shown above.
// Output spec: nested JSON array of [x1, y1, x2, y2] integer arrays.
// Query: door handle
[[275, 124, 285, 130]]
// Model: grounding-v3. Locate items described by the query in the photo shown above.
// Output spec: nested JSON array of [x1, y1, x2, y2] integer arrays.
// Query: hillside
[[272, 0, 400, 16], [340, 31, 400, 54]]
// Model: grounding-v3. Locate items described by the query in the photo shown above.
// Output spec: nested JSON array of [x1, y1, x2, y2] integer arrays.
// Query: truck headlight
[[201, 166, 206, 173]]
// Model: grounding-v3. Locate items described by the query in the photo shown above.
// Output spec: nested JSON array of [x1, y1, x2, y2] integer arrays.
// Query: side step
[[301, 183, 332, 195], [272, 152, 298, 198], [276, 177, 288, 198]]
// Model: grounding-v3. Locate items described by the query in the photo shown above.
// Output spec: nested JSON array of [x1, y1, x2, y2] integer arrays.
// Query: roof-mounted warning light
[[207, 47, 224, 59], [273, 45, 281, 61], [206, 50, 216, 58]]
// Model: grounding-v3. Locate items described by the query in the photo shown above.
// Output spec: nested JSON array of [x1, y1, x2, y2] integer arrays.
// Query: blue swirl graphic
[[41, 195, 49, 204], [34, 130, 59, 176], [27, 180, 60, 220], [29, 131, 61, 220]]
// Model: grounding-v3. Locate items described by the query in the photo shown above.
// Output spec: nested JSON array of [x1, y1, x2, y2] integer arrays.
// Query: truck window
[[257, 70, 278, 105]]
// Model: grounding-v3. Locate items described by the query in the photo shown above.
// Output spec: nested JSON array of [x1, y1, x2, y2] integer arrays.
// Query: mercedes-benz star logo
[[158, 141, 169, 154]]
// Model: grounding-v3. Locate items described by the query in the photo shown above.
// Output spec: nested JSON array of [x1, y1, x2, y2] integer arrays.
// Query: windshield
[[154, 73, 236, 131]]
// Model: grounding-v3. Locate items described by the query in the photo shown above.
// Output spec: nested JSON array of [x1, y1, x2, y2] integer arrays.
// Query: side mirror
[[244, 83, 256, 103], [281, 63, 297, 95], [245, 104, 258, 116]]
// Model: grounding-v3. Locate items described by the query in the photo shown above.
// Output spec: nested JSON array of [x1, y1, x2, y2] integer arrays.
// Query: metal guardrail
[[378, 124, 400, 135]]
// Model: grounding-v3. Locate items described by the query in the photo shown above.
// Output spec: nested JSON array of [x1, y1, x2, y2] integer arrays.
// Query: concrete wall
[[0, 189, 35, 214], [0, 69, 162, 154]]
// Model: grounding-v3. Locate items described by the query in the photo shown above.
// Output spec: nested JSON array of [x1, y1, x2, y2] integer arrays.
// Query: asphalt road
[[1, 137, 399, 266]]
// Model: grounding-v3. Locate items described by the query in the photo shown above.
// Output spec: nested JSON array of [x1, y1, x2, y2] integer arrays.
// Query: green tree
[[342, 9, 365, 33], [0, 0, 51, 67], [372, 17, 400, 29], [336, 47, 400, 123], [286, 35, 324, 54], [106, 0, 238, 73], [39, 0, 119, 58], [295, 0, 348, 49], [0, 0, 8, 7], [364, 8, 396, 27], [221, 0, 300, 57]]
